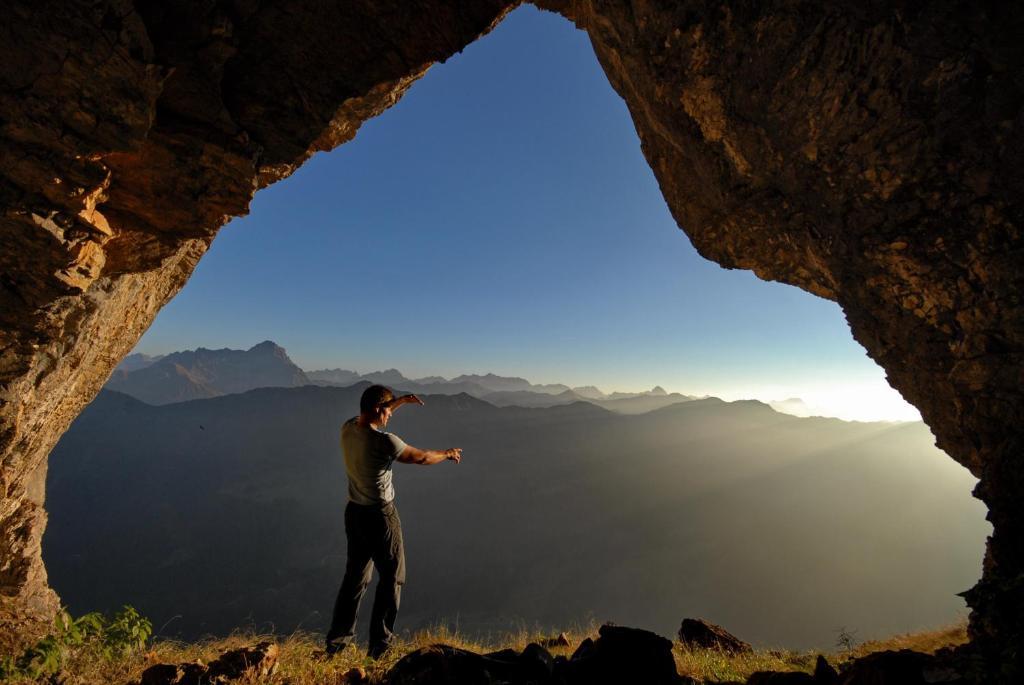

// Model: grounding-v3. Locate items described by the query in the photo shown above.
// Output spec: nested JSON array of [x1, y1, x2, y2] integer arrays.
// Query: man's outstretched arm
[[396, 445, 462, 465], [385, 394, 424, 411]]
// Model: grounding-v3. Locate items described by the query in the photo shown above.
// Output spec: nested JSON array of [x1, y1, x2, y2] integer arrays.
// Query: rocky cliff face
[[0, 0, 1020, 679]]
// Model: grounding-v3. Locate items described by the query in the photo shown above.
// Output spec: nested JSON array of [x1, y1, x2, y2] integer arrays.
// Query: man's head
[[360, 384, 395, 426]]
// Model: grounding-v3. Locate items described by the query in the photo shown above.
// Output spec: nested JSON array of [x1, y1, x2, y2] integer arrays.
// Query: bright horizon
[[132, 5, 922, 425]]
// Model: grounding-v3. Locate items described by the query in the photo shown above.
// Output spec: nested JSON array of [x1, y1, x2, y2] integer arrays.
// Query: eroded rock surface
[[0, 0, 1021, 680], [679, 617, 752, 653], [0, 0, 514, 652]]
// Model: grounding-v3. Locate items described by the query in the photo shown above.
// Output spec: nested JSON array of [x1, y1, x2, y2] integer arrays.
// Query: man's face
[[378, 402, 394, 427]]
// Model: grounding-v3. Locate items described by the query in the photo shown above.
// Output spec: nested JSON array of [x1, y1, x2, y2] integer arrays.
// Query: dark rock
[[139, 664, 183, 685], [539, 632, 572, 648], [678, 618, 752, 653], [387, 645, 498, 685], [570, 637, 595, 662], [344, 666, 369, 683], [814, 655, 839, 684], [519, 643, 555, 679], [838, 650, 938, 685], [138, 662, 206, 685], [747, 671, 815, 685], [205, 641, 279, 679], [483, 648, 520, 662], [136, 642, 278, 685], [746, 654, 839, 685], [560, 624, 680, 685], [387, 644, 539, 685], [0, 1, 1022, 679]]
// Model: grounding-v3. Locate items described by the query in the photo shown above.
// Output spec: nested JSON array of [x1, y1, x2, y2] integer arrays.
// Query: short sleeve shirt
[[341, 417, 408, 505]]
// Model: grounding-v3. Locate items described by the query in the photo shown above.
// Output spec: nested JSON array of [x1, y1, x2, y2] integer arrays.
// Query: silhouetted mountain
[[114, 353, 165, 374], [769, 398, 815, 418], [484, 389, 586, 408], [571, 385, 606, 399], [591, 392, 696, 414], [361, 368, 414, 387], [450, 373, 534, 393], [307, 368, 362, 385], [45, 386, 987, 649], [606, 386, 670, 400], [105, 341, 309, 404]]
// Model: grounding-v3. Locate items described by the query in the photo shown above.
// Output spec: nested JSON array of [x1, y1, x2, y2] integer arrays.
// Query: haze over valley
[[44, 343, 989, 650]]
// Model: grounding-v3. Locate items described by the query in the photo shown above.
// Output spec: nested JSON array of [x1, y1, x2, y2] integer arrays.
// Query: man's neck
[[357, 414, 385, 430]]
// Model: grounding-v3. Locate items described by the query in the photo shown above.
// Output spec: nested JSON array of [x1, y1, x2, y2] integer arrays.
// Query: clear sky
[[135, 5, 920, 422]]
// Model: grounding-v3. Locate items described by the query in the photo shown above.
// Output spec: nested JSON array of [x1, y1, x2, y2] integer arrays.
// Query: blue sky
[[135, 5, 918, 422]]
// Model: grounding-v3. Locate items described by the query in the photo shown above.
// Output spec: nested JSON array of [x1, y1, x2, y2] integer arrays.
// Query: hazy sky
[[135, 6, 919, 422]]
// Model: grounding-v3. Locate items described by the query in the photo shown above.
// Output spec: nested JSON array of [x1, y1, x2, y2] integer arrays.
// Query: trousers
[[326, 500, 406, 656]]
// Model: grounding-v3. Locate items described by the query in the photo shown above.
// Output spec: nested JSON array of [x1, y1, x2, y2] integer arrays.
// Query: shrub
[[0, 606, 152, 680]]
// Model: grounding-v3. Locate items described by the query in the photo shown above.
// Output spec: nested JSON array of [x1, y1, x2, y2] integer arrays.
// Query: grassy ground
[[10, 621, 969, 684]]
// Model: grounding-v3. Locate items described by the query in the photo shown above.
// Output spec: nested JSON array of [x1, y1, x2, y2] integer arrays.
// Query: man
[[325, 384, 462, 659]]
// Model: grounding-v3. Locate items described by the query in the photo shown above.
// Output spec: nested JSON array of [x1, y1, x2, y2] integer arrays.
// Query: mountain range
[[107, 341, 309, 405], [109, 343, 694, 412], [45, 382, 988, 649]]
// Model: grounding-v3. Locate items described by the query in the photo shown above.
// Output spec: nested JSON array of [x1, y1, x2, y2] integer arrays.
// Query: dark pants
[[326, 501, 406, 656]]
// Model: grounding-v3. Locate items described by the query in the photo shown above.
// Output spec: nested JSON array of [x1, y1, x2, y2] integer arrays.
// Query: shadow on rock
[[387, 623, 686, 685]]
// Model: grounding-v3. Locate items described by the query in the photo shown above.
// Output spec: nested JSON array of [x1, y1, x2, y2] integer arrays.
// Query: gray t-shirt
[[341, 417, 408, 505]]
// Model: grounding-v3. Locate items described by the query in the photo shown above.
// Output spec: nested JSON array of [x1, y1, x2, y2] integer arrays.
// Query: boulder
[[838, 650, 957, 685], [560, 624, 680, 685], [387, 644, 534, 685], [746, 655, 839, 685], [539, 632, 572, 648], [678, 618, 752, 653], [137, 642, 278, 685], [387, 625, 681, 684]]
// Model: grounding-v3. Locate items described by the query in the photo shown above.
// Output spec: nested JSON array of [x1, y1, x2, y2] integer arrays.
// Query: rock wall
[[546, 3, 1023, 676], [1, 0, 1021, 679], [0, 0, 515, 651]]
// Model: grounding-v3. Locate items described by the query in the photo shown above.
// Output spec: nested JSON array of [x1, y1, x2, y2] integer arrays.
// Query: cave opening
[[38, 5, 989, 653]]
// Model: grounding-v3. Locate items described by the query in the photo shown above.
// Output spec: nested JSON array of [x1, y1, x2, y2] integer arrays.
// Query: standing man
[[325, 384, 462, 659]]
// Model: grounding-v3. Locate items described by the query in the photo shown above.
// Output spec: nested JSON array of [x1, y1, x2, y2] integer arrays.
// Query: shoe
[[323, 640, 350, 658], [366, 643, 391, 660]]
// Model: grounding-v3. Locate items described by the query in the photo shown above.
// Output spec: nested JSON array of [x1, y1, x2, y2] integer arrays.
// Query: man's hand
[[397, 445, 463, 465], [387, 394, 424, 410]]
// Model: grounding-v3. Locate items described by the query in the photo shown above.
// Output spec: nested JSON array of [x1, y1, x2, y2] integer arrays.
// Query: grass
[[3, 620, 970, 684]]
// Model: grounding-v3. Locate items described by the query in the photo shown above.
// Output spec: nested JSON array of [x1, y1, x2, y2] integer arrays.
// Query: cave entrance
[[41, 4, 988, 654]]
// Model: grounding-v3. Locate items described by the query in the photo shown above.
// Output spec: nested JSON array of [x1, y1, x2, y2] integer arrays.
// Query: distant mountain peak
[[649, 386, 667, 395], [106, 342, 308, 405], [249, 340, 285, 353]]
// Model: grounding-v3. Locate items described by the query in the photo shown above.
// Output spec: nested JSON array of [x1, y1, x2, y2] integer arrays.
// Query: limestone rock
[[838, 650, 948, 685], [0, 1, 1022, 680], [561, 624, 680, 685], [747, 655, 839, 684], [137, 642, 278, 685], [678, 618, 752, 653]]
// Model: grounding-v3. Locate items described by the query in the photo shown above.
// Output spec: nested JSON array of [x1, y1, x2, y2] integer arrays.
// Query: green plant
[[0, 606, 151, 681], [834, 626, 859, 654]]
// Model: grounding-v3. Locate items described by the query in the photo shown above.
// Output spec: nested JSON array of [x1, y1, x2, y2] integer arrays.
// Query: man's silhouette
[[325, 384, 462, 658]]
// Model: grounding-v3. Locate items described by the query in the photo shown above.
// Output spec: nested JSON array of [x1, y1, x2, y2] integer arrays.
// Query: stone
[[0, 2, 1022, 680], [746, 655, 839, 685], [539, 631, 572, 648], [747, 672, 815, 685], [344, 666, 369, 683], [815, 655, 840, 684], [838, 650, 941, 685], [205, 641, 279, 680], [560, 624, 680, 685], [136, 642, 278, 685], [518, 642, 555, 680], [678, 618, 752, 653], [386, 644, 527, 685]]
